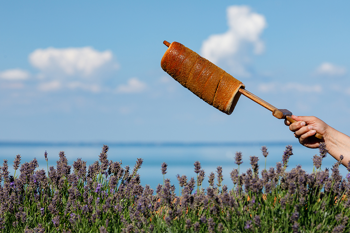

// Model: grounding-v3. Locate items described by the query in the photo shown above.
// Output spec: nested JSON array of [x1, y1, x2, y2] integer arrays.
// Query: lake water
[[1, 142, 348, 192]]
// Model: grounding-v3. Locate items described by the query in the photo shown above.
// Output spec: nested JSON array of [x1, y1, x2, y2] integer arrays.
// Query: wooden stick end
[[163, 40, 170, 47]]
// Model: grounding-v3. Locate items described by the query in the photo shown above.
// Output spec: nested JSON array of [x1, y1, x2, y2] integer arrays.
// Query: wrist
[[322, 126, 337, 150]]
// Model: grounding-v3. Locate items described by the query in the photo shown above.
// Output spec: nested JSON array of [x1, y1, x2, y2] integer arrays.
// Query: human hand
[[285, 115, 328, 148]]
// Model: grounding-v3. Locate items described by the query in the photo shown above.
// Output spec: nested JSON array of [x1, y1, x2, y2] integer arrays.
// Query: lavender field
[[0, 143, 350, 232]]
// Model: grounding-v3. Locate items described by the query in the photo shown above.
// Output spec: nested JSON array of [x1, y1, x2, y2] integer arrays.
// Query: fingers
[[293, 115, 318, 124], [285, 115, 306, 126], [293, 125, 313, 138], [284, 119, 290, 126], [299, 128, 317, 144], [289, 121, 306, 132], [290, 115, 328, 136]]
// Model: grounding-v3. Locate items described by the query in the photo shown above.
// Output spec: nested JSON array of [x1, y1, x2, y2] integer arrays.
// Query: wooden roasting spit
[[161, 40, 323, 140]]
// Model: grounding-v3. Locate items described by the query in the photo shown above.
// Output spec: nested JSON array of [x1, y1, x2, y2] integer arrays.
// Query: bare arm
[[286, 115, 350, 168]]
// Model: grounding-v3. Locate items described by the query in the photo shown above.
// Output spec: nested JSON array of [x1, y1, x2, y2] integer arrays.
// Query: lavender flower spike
[[44, 151, 48, 162], [13, 155, 21, 171], [250, 156, 259, 176], [313, 155, 322, 170], [282, 145, 293, 168], [194, 161, 201, 174], [261, 146, 268, 158], [262, 146, 268, 170], [235, 152, 243, 165], [319, 142, 327, 158], [161, 162, 168, 175]]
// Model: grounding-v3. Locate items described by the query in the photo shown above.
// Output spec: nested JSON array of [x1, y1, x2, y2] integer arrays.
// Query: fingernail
[[310, 130, 316, 134], [301, 122, 305, 126], [308, 126, 313, 130]]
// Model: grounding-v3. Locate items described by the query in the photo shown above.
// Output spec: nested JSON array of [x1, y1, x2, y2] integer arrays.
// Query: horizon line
[[0, 140, 300, 147]]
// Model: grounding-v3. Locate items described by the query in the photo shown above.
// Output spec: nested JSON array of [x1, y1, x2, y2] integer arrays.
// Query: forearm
[[323, 126, 350, 167]]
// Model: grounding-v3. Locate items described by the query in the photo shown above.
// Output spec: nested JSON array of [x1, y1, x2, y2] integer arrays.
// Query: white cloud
[[29, 47, 114, 76], [116, 78, 147, 94], [67, 82, 101, 93], [258, 83, 277, 93], [258, 82, 322, 93], [201, 5, 266, 77], [159, 76, 172, 84], [0, 69, 30, 80], [284, 83, 322, 93], [38, 80, 61, 91], [314, 62, 346, 77]]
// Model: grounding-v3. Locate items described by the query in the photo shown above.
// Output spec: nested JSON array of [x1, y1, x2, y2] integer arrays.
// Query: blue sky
[[1, 1, 350, 143]]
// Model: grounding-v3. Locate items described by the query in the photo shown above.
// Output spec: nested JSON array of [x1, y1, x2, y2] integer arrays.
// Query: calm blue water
[[0, 142, 348, 192]]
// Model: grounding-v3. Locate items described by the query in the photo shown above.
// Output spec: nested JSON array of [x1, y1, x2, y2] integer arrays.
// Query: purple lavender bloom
[[149, 224, 154, 232], [230, 169, 239, 185], [244, 220, 252, 229], [313, 155, 322, 169], [193, 222, 200, 231], [207, 217, 215, 231], [99, 145, 109, 173], [217, 223, 224, 232], [200, 216, 206, 224], [276, 162, 282, 174], [187, 177, 195, 193], [261, 169, 268, 184], [282, 145, 293, 168], [235, 152, 243, 165], [177, 175, 187, 188], [95, 183, 102, 193], [13, 154, 21, 171], [40, 208, 44, 216], [319, 142, 327, 158], [185, 219, 191, 230], [99, 226, 108, 233], [217, 166, 223, 187], [52, 216, 60, 228], [2, 160, 9, 182], [44, 151, 48, 162], [250, 156, 259, 176], [292, 222, 299, 232], [261, 146, 268, 157], [208, 172, 215, 187], [335, 214, 342, 222], [198, 170, 205, 186], [291, 212, 299, 221], [165, 216, 171, 225], [82, 205, 89, 214], [194, 161, 201, 174], [161, 162, 168, 175], [254, 215, 261, 227]]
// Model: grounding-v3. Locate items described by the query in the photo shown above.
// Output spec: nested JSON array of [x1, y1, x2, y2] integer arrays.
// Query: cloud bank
[[29, 47, 114, 77], [314, 62, 346, 77], [0, 69, 30, 80], [116, 78, 147, 93], [1, 46, 151, 95], [258, 82, 322, 93], [201, 5, 266, 77]]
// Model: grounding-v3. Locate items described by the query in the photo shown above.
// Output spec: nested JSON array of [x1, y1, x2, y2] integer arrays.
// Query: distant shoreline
[[0, 141, 300, 147]]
